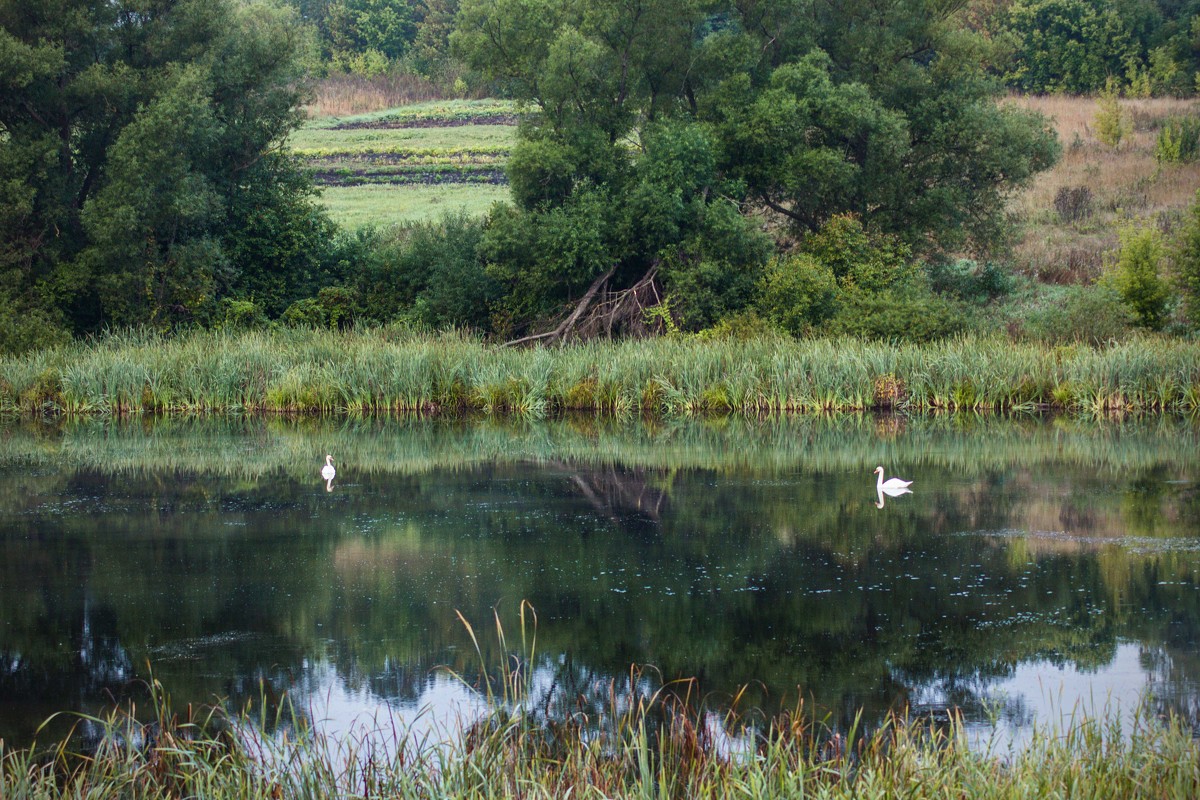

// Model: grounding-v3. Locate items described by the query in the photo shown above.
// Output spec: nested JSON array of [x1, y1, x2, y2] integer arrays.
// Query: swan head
[[873, 466, 883, 475], [325, 454, 334, 466]]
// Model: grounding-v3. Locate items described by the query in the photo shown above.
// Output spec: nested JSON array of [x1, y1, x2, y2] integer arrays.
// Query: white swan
[[321, 454, 336, 481], [874, 466, 912, 495]]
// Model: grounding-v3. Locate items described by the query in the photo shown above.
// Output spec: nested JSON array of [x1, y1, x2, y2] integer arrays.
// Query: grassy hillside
[[293, 99, 518, 227], [1008, 95, 1200, 283]]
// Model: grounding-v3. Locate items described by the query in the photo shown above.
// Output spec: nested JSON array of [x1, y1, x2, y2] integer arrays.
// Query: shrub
[[826, 287, 968, 342], [1053, 186, 1094, 223], [0, 297, 69, 356], [756, 254, 840, 336], [1176, 192, 1200, 329], [928, 259, 1014, 305], [1095, 79, 1131, 148], [1155, 116, 1200, 164], [282, 287, 362, 329], [1104, 226, 1172, 330], [1022, 284, 1133, 345], [218, 299, 267, 331], [801, 214, 914, 293]]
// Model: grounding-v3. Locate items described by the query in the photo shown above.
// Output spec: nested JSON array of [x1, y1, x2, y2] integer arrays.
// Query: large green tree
[[453, 0, 1057, 336], [0, 0, 328, 341]]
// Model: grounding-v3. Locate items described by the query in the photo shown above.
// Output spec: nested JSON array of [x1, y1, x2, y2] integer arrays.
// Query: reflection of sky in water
[[911, 643, 1158, 750], [267, 643, 1185, 760]]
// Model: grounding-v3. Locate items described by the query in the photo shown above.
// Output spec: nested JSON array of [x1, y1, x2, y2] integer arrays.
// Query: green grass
[[2, 641, 1197, 800], [289, 123, 516, 156], [318, 183, 509, 227], [3, 327, 1200, 417], [303, 98, 519, 130]]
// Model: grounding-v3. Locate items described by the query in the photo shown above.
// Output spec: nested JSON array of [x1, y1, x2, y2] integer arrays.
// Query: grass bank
[[2, 681, 1197, 799], [3, 328, 1200, 416]]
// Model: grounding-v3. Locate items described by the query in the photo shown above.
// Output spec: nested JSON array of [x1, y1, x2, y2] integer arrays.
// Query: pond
[[1, 415, 1198, 750]]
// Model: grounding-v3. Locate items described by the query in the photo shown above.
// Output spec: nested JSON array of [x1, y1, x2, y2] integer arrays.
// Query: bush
[[928, 259, 1014, 305], [1021, 284, 1134, 345], [0, 297, 70, 356], [1175, 192, 1200, 329], [801, 214, 914, 293], [825, 287, 968, 343], [218, 299, 267, 331], [756, 254, 839, 336], [357, 213, 496, 330], [1155, 116, 1200, 164], [282, 287, 362, 329], [1095, 79, 1131, 148], [1103, 226, 1172, 330], [1053, 186, 1094, 223]]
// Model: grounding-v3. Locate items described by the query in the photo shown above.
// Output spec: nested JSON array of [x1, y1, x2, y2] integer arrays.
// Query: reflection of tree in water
[[1, 418, 1199, 748], [544, 460, 670, 524]]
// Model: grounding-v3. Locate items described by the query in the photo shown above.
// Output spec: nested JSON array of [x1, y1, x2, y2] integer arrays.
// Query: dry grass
[[1007, 94, 1200, 283], [305, 73, 449, 119]]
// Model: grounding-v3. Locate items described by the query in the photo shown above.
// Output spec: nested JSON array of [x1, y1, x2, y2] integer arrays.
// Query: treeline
[[291, 0, 1200, 99], [4, 0, 1200, 355]]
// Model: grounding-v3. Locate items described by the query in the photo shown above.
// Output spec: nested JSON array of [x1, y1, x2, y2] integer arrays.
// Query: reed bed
[[3, 328, 1200, 418], [2, 666, 1197, 800]]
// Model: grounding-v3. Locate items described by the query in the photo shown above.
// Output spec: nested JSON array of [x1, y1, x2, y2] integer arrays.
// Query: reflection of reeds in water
[[3, 328, 1200, 416], [0, 413, 1195, 482]]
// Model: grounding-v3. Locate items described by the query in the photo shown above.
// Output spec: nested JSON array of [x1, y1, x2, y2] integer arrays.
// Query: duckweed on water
[[3, 328, 1200, 416]]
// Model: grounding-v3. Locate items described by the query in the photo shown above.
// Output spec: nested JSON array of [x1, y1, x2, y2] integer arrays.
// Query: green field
[[289, 124, 516, 155], [317, 182, 509, 227], [294, 100, 517, 227]]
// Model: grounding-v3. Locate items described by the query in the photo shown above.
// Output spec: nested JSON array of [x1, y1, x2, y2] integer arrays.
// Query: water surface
[[1, 415, 1197, 747]]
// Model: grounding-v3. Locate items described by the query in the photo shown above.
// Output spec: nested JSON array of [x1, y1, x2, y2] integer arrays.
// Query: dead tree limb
[[504, 266, 615, 347]]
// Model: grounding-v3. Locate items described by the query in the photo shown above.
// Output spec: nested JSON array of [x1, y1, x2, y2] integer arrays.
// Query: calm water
[[1, 415, 1198, 748]]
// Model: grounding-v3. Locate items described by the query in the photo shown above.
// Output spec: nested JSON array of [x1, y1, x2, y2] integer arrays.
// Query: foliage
[[756, 254, 839, 336], [827, 287, 970, 343], [1155, 115, 1200, 163], [0, 0, 330, 336], [1002, 0, 1150, 94], [282, 286, 362, 329], [1104, 226, 1173, 330], [1022, 284, 1135, 345], [1095, 79, 1132, 148], [451, 0, 1059, 335], [1175, 191, 1200, 328], [927, 259, 1015, 305], [355, 212, 497, 329]]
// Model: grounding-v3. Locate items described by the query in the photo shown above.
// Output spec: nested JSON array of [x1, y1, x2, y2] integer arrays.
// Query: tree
[[1175, 191, 1200, 329], [0, 0, 325, 336], [1105, 225, 1172, 330], [453, 0, 1057, 337]]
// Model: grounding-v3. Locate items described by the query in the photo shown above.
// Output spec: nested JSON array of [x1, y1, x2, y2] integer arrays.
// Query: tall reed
[[2, 328, 1199, 417], [3, 632, 1198, 800]]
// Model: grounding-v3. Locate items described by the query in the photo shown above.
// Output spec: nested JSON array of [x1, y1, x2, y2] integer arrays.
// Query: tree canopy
[[451, 0, 1059, 336], [0, 0, 334, 345]]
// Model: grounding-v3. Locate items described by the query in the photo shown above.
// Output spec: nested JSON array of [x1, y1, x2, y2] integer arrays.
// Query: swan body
[[321, 454, 336, 481], [874, 466, 912, 494]]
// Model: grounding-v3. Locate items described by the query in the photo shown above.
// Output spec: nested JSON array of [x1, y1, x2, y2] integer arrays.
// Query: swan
[[874, 466, 912, 494], [321, 454, 336, 481]]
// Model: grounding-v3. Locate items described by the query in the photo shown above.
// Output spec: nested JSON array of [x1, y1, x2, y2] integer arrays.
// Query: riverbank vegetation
[[5, 0, 1200, 367], [1, 677, 1198, 800], [3, 328, 1200, 416]]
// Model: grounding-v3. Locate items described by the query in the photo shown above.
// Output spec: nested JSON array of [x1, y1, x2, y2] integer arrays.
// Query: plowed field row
[[295, 100, 518, 225]]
